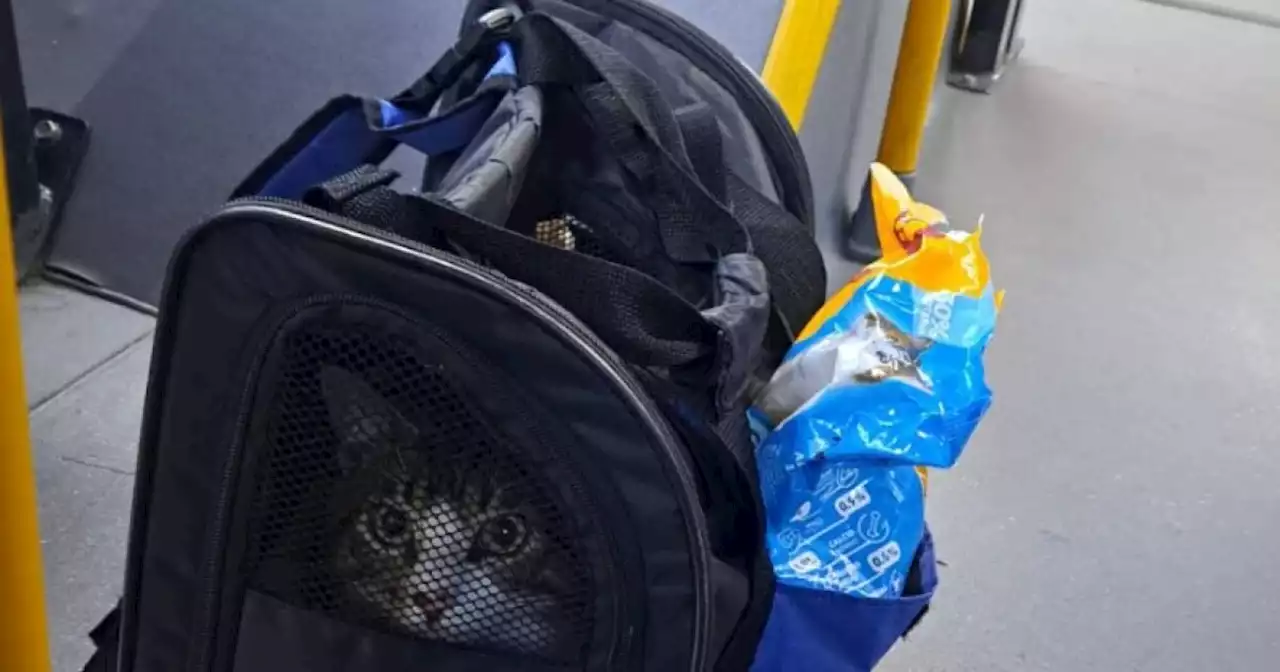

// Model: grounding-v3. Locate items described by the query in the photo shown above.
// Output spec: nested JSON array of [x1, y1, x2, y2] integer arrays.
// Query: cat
[[318, 365, 578, 658], [755, 310, 934, 426]]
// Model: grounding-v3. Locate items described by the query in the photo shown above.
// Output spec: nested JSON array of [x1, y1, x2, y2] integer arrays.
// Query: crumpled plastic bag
[[750, 163, 1002, 598]]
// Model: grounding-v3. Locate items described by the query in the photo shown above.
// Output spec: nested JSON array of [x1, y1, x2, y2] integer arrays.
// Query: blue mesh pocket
[[752, 529, 937, 672]]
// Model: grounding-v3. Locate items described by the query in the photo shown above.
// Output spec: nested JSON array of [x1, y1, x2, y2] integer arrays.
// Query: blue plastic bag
[[753, 277, 996, 599], [750, 164, 1001, 670]]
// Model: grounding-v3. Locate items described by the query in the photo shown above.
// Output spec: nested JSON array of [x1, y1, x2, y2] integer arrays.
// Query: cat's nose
[[410, 592, 450, 623]]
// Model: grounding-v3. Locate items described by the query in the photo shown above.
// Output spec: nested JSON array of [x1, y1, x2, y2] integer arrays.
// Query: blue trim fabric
[[257, 99, 384, 199], [378, 99, 411, 128], [376, 41, 515, 129], [490, 41, 517, 77], [752, 530, 938, 672], [257, 43, 515, 199], [257, 96, 498, 199]]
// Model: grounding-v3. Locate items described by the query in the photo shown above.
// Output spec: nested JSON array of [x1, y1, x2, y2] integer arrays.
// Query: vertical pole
[[0, 102, 53, 672], [761, 0, 842, 130], [846, 0, 951, 262], [0, 0, 38, 214], [877, 0, 952, 178]]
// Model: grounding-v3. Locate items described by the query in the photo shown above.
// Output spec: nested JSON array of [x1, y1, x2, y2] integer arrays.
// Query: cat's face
[[847, 311, 933, 390], [319, 366, 576, 657]]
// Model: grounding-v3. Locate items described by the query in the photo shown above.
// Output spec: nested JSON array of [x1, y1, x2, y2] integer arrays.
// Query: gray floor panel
[[879, 11, 1280, 671], [18, 282, 153, 409], [31, 337, 151, 672]]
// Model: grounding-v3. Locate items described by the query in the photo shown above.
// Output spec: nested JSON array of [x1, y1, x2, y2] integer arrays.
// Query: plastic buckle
[[477, 6, 520, 33], [424, 6, 521, 92]]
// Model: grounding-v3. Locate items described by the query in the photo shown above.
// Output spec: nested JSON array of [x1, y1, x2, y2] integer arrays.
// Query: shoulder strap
[[674, 102, 729, 205], [725, 174, 827, 341], [673, 103, 826, 346]]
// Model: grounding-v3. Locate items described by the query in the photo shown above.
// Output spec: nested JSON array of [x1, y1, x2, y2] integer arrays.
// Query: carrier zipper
[[203, 197, 710, 669], [191, 289, 631, 670], [584, 0, 814, 229], [190, 291, 406, 672]]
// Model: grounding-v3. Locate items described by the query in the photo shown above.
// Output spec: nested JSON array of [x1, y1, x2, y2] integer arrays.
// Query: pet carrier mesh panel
[[116, 208, 742, 671], [242, 324, 596, 662]]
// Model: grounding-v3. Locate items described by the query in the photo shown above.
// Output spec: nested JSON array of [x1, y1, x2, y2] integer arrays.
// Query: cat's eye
[[476, 515, 529, 557], [372, 505, 411, 545]]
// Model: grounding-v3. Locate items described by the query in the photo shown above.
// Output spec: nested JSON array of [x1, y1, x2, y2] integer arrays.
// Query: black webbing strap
[[310, 167, 447, 247], [674, 101, 728, 206], [303, 165, 399, 210], [402, 193, 721, 370], [673, 100, 824, 346], [725, 173, 827, 340], [309, 169, 724, 384], [392, 6, 517, 113], [311, 175, 727, 381], [328, 180, 768, 412]]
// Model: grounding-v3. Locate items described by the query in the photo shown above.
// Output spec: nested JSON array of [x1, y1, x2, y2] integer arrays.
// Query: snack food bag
[[751, 163, 1002, 599]]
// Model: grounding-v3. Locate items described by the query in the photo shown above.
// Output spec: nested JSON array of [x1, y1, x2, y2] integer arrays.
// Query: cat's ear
[[319, 366, 418, 468]]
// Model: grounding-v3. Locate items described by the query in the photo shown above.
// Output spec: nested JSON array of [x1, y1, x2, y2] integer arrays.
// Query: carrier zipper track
[[195, 197, 711, 670], [585, 0, 814, 229], [189, 292, 360, 672], [195, 290, 627, 669]]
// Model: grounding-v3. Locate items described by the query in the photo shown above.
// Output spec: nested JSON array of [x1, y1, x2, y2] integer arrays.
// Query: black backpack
[[84, 2, 837, 671]]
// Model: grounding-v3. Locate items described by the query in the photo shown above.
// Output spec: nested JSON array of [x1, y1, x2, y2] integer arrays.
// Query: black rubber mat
[[19, 0, 466, 307]]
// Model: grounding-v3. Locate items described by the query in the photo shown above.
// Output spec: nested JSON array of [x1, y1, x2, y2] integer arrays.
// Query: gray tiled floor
[[20, 285, 152, 672], [19, 1, 1280, 671], [882, 2, 1280, 671], [19, 284, 152, 409]]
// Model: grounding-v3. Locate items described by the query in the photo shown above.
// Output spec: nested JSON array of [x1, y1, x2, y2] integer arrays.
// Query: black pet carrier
[[80, 3, 825, 671], [83, 2, 938, 671]]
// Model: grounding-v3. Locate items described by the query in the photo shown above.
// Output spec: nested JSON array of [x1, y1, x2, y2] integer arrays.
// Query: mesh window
[[534, 217, 578, 251], [534, 213, 628, 265], [245, 323, 593, 663]]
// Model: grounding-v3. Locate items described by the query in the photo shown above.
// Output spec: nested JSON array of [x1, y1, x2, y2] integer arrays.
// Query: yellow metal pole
[[0, 109, 53, 672], [761, 0, 842, 130], [877, 0, 952, 175]]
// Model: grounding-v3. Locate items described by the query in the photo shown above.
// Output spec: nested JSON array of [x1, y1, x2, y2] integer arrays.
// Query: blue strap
[[252, 43, 515, 199], [254, 93, 498, 199]]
